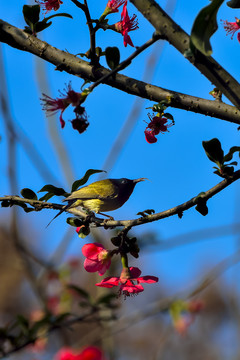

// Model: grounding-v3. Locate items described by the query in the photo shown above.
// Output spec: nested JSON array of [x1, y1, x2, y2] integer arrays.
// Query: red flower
[[96, 267, 158, 297], [55, 346, 105, 360], [114, 2, 138, 47], [41, 83, 82, 128], [144, 113, 174, 143], [107, 0, 126, 13], [36, 0, 63, 14], [222, 17, 240, 43], [82, 243, 111, 276]]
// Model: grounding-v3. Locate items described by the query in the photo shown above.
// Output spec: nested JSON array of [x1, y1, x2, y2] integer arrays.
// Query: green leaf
[[34, 21, 52, 33], [202, 138, 224, 164], [223, 146, 240, 162], [34, 13, 73, 33], [227, 0, 240, 8], [38, 184, 68, 201], [190, 0, 224, 56], [20, 188, 38, 200], [163, 113, 174, 121], [44, 12, 73, 22], [105, 47, 120, 70], [71, 169, 106, 192], [23, 5, 40, 28]]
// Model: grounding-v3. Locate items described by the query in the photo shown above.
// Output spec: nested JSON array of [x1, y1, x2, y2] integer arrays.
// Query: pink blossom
[[222, 17, 240, 43], [41, 83, 82, 128], [82, 243, 111, 276], [144, 113, 174, 143], [36, 0, 63, 14], [54, 346, 105, 360], [96, 267, 158, 297], [107, 0, 126, 13], [114, 2, 138, 47]]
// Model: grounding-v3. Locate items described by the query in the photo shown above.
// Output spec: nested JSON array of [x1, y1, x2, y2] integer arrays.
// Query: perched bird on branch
[[47, 178, 146, 226]]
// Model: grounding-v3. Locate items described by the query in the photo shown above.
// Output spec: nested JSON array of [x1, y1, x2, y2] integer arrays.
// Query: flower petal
[[95, 276, 119, 288], [82, 243, 104, 260], [144, 130, 157, 143], [129, 267, 142, 278], [83, 258, 100, 273], [237, 32, 240, 43], [121, 283, 144, 294], [137, 275, 159, 284]]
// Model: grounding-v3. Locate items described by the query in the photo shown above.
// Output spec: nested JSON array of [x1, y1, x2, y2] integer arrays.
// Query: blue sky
[[1, 0, 240, 294]]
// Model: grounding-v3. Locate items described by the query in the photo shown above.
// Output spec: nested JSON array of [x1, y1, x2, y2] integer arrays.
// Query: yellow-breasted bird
[[47, 178, 146, 226]]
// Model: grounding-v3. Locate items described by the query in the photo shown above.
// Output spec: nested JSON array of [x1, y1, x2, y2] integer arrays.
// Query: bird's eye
[[121, 179, 127, 184]]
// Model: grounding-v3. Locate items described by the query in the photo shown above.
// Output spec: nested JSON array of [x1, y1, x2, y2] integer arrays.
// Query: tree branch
[[1, 19, 240, 124], [1, 170, 240, 228], [130, 0, 240, 108]]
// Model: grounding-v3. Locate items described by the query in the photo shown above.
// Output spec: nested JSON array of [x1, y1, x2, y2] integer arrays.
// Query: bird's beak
[[133, 178, 148, 183]]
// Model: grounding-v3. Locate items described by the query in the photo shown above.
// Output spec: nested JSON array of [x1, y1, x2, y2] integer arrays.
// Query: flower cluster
[[81, 243, 158, 298], [55, 346, 105, 360], [41, 83, 89, 133], [101, 0, 139, 47], [96, 266, 158, 298], [221, 17, 240, 43], [144, 112, 174, 143], [36, 0, 63, 14], [114, 2, 139, 47]]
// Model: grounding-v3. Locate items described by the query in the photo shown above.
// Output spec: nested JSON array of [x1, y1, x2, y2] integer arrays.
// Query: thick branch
[[1, 170, 240, 228], [1, 19, 240, 124], [130, 0, 240, 108]]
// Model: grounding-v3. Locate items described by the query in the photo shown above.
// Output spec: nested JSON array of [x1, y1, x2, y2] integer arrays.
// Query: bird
[[47, 178, 146, 226]]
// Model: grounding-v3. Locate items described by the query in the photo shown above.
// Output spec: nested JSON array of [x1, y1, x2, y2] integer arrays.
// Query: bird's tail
[[46, 204, 69, 228]]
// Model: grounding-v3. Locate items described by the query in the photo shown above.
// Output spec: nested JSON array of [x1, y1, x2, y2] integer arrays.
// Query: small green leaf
[[190, 0, 224, 56], [38, 184, 68, 201], [44, 12, 73, 22], [105, 47, 120, 70], [227, 0, 240, 8], [23, 5, 40, 27], [223, 146, 240, 162], [202, 138, 224, 164], [163, 113, 174, 121], [34, 21, 52, 33], [71, 169, 106, 192], [20, 188, 38, 200]]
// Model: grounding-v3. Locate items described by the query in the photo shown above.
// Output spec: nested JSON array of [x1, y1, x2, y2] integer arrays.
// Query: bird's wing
[[62, 182, 119, 202]]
